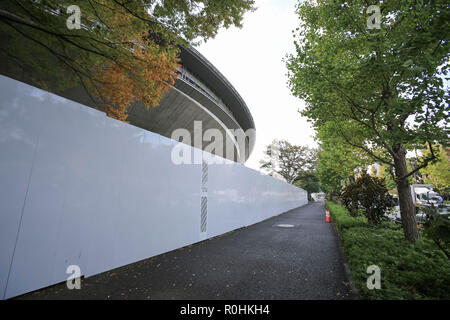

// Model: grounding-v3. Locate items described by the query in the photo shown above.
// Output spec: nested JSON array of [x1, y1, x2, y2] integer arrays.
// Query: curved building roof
[[0, 35, 256, 162], [126, 46, 256, 162], [179, 47, 255, 134]]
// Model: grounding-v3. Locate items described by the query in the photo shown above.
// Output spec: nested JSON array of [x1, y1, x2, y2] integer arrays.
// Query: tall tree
[[260, 140, 317, 184], [0, 0, 255, 120], [286, 0, 449, 242]]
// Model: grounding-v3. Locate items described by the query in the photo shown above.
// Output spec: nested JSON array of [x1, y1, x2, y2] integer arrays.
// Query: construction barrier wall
[[0, 75, 308, 299]]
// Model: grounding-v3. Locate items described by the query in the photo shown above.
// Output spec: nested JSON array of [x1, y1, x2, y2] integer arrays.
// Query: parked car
[[387, 185, 446, 222], [411, 184, 442, 208]]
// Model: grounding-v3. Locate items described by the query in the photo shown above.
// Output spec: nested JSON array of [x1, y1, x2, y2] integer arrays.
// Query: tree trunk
[[393, 145, 419, 242]]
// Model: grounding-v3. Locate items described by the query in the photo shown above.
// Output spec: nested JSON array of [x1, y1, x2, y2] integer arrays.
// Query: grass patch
[[327, 201, 450, 300]]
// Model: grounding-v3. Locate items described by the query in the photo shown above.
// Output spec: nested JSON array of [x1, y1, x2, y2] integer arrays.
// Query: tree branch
[[397, 141, 436, 182], [337, 128, 395, 166]]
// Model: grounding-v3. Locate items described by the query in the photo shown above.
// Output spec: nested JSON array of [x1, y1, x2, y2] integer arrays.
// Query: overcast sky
[[197, 0, 316, 171]]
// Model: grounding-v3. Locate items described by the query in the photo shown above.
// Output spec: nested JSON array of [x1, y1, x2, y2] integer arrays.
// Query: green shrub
[[341, 172, 395, 225], [326, 201, 450, 299], [326, 201, 367, 230], [421, 205, 450, 260]]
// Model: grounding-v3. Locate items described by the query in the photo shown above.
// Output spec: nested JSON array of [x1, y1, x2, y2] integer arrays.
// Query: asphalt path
[[17, 202, 353, 300]]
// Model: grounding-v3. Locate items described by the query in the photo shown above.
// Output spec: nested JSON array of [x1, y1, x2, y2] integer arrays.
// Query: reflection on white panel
[[0, 75, 307, 299], [0, 78, 43, 299]]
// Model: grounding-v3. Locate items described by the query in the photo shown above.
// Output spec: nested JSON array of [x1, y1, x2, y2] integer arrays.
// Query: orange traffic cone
[[326, 210, 331, 223]]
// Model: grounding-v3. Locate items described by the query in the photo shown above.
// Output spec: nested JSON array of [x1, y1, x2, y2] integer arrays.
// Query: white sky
[[197, 0, 317, 171]]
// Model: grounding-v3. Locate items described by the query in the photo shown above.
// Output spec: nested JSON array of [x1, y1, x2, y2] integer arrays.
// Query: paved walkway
[[17, 202, 353, 300]]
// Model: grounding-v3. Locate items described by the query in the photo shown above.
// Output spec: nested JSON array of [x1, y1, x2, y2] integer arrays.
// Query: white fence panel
[[0, 75, 307, 299]]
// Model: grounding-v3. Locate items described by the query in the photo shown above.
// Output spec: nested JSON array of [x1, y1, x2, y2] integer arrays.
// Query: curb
[[330, 220, 361, 300]]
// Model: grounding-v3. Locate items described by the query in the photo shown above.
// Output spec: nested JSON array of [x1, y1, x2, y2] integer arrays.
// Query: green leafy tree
[[316, 121, 369, 198], [286, 0, 449, 242], [260, 140, 317, 184], [295, 170, 321, 200], [421, 145, 450, 199], [0, 0, 256, 120], [379, 160, 417, 192]]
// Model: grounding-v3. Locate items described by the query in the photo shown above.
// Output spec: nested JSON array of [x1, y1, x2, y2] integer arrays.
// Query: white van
[[411, 184, 442, 206], [388, 185, 445, 222]]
